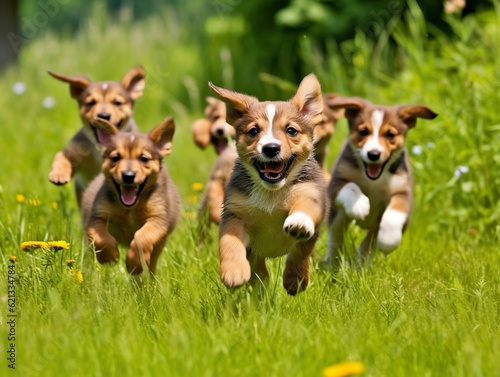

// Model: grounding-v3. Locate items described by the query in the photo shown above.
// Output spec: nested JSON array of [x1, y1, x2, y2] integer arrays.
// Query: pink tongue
[[96, 129, 112, 144], [120, 186, 138, 206], [367, 164, 382, 179], [261, 161, 284, 174], [216, 139, 228, 154]]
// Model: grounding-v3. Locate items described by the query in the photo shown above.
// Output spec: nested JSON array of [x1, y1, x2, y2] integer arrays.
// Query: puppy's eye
[[86, 99, 96, 107], [112, 100, 123, 106], [110, 154, 121, 163], [386, 131, 396, 140], [140, 155, 150, 163], [247, 127, 260, 137], [213, 115, 220, 121], [286, 127, 298, 137], [359, 128, 370, 137]]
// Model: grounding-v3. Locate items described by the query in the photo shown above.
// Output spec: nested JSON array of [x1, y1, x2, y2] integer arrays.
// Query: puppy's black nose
[[367, 150, 381, 161], [97, 112, 111, 121], [215, 128, 224, 136], [262, 143, 281, 158], [122, 171, 136, 184]]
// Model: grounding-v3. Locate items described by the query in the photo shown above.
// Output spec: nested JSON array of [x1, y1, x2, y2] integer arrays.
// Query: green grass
[[0, 4, 499, 377]]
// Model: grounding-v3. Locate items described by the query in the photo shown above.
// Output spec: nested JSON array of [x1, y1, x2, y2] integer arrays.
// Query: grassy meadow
[[0, 3, 499, 376]]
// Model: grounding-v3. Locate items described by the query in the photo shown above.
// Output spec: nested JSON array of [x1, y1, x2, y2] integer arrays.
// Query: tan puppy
[[209, 74, 328, 295], [323, 96, 437, 266], [192, 97, 237, 227], [81, 118, 181, 274], [48, 65, 145, 206]]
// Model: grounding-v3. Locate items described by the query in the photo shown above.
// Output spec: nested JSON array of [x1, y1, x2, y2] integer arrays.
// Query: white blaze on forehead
[[101, 83, 108, 91], [361, 109, 385, 159], [257, 104, 281, 154]]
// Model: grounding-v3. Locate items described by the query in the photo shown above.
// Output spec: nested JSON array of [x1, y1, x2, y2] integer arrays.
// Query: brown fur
[[81, 118, 181, 275], [48, 65, 146, 207], [323, 96, 437, 266], [192, 97, 237, 229], [209, 74, 328, 295]]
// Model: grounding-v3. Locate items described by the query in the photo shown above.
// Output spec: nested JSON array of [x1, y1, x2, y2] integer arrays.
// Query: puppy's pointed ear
[[291, 74, 324, 124], [93, 119, 118, 149], [149, 117, 175, 157], [121, 65, 146, 101], [324, 96, 367, 122], [48, 71, 91, 100], [208, 82, 257, 125], [398, 105, 438, 128]]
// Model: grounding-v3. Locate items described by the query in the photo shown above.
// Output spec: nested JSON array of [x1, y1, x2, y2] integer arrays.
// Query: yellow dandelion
[[20, 241, 49, 251], [47, 240, 70, 250], [52, 202, 58, 209], [66, 259, 75, 267], [182, 211, 197, 219], [73, 269, 83, 283], [322, 361, 365, 377], [28, 199, 41, 206], [16, 194, 25, 203], [9, 256, 16, 263], [191, 182, 204, 191]]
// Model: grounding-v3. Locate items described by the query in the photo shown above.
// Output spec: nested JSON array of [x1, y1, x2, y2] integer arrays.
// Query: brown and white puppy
[[81, 118, 181, 275], [192, 97, 237, 227], [323, 96, 437, 266], [48, 65, 145, 207], [313, 93, 344, 181], [209, 74, 328, 295]]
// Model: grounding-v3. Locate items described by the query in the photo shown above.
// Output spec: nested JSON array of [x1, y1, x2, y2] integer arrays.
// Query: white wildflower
[[12, 82, 26, 95], [42, 96, 56, 108], [454, 165, 469, 178], [411, 145, 423, 155]]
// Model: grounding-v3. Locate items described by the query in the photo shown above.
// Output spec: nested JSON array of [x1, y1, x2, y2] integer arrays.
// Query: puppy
[[209, 74, 328, 295], [323, 96, 437, 266], [192, 97, 238, 226], [48, 65, 145, 207], [81, 118, 181, 274], [192, 97, 235, 154], [313, 93, 344, 181]]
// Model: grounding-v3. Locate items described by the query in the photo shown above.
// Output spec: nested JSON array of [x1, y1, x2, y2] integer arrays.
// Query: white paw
[[376, 209, 408, 253], [284, 212, 315, 240], [336, 182, 370, 220], [346, 194, 370, 220]]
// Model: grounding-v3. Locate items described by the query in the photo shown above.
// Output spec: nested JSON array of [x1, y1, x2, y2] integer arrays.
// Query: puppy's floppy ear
[[149, 117, 176, 157], [121, 65, 146, 101], [291, 73, 324, 124], [192, 118, 212, 149], [208, 82, 257, 126], [323, 93, 345, 121], [398, 105, 438, 128], [93, 118, 118, 147], [324, 96, 367, 122], [48, 71, 91, 100]]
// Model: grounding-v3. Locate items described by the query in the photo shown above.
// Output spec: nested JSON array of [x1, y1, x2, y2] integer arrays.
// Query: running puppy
[[192, 97, 237, 226], [209, 74, 328, 295], [81, 118, 181, 274], [48, 65, 145, 206], [323, 96, 437, 266]]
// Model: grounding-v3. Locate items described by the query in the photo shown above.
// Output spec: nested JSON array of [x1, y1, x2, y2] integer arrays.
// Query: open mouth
[[212, 136, 229, 154], [363, 161, 388, 180], [113, 179, 146, 207], [91, 120, 123, 143], [254, 156, 295, 184]]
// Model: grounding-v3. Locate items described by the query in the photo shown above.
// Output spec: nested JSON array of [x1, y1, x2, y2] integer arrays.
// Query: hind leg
[[358, 229, 377, 265], [324, 208, 349, 268]]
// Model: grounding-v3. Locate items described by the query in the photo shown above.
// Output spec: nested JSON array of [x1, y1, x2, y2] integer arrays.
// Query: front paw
[[377, 210, 407, 253], [345, 194, 370, 220], [220, 259, 251, 288], [49, 169, 71, 185], [283, 212, 315, 241], [95, 246, 119, 264]]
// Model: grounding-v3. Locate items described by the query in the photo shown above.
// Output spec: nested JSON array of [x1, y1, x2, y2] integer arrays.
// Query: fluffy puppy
[[48, 65, 145, 206], [209, 74, 328, 295], [323, 96, 437, 266], [192, 97, 237, 227], [81, 118, 181, 274]]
